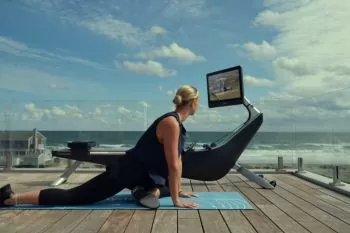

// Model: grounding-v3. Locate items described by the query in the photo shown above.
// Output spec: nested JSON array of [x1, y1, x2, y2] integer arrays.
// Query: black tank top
[[126, 111, 187, 181]]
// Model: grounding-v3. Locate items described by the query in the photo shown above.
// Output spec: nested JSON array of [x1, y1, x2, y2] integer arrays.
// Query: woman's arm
[[178, 157, 182, 192], [158, 116, 199, 208], [158, 116, 181, 205]]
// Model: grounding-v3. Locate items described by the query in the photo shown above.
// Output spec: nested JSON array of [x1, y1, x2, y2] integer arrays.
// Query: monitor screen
[[206, 65, 244, 108]]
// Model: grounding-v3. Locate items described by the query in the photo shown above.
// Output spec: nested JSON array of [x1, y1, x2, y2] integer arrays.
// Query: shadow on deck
[[1, 172, 350, 233]]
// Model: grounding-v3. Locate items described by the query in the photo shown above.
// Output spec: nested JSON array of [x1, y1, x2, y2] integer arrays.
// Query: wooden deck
[[1, 172, 350, 233]]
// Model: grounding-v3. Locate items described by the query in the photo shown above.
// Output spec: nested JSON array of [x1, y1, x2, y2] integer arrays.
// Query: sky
[[0, 0, 349, 132]]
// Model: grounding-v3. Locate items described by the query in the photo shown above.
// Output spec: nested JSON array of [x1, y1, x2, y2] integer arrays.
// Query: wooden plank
[[266, 174, 350, 225], [3, 173, 46, 193], [39, 210, 92, 233], [262, 176, 350, 233], [0, 210, 54, 233], [191, 179, 230, 233], [225, 175, 286, 233], [254, 204, 309, 233], [178, 219, 203, 233], [221, 175, 283, 233], [70, 210, 112, 233], [0, 172, 19, 187], [225, 174, 271, 206], [242, 211, 284, 233], [276, 174, 350, 214], [98, 210, 134, 233], [208, 179, 257, 233], [124, 210, 155, 233], [178, 178, 204, 233], [240, 175, 337, 233], [317, 187, 350, 205], [284, 173, 350, 204], [151, 210, 177, 233], [18, 210, 68, 233], [0, 209, 22, 218]]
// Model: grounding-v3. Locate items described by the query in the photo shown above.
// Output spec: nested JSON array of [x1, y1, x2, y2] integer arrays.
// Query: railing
[[0, 92, 349, 187], [250, 86, 350, 185]]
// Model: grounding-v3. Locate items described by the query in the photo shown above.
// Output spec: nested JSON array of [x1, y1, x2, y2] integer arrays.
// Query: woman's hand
[[179, 191, 199, 198], [174, 200, 199, 208]]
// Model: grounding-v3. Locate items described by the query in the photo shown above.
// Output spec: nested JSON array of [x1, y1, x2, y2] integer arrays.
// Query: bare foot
[[151, 188, 160, 198]]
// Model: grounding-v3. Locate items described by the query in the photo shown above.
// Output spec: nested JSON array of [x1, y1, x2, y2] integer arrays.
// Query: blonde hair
[[172, 85, 199, 107]]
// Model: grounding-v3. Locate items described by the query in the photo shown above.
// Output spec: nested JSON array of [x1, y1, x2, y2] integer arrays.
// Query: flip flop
[[131, 187, 160, 209]]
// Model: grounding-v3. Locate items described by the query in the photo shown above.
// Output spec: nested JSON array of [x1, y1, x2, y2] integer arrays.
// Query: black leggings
[[38, 155, 163, 205]]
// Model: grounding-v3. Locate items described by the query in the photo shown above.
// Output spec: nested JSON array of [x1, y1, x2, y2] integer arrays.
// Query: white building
[[0, 128, 52, 168]]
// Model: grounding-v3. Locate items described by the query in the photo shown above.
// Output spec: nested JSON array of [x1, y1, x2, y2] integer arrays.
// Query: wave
[[239, 149, 349, 164], [99, 144, 133, 148], [249, 142, 350, 152]]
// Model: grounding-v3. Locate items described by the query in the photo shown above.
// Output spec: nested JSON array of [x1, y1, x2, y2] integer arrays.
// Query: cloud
[[139, 101, 151, 108], [80, 15, 153, 48], [245, 75, 274, 87], [76, 16, 168, 49], [272, 56, 317, 76], [116, 60, 177, 77], [115, 105, 146, 124], [257, 88, 350, 124], [261, 0, 313, 13], [0, 64, 70, 94], [0, 64, 114, 100], [158, 85, 177, 96], [150, 26, 167, 36], [18, 1, 166, 49], [244, 0, 350, 98], [22, 102, 109, 124], [135, 43, 206, 63], [0, 36, 105, 69], [0, 36, 46, 60], [23, 103, 84, 121], [163, 0, 215, 18], [227, 43, 240, 49], [20, 101, 149, 127], [230, 40, 277, 60], [16, 0, 204, 69], [241, 41, 277, 60]]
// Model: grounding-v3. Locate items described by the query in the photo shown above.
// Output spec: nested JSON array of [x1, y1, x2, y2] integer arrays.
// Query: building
[[0, 128, 52, 168]]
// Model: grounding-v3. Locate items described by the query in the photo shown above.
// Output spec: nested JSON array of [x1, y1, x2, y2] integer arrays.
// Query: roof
[[0, 131, 46, 140]]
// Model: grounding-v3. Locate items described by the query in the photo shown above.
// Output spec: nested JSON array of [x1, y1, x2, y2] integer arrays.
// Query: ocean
[[42, 131, 350, 166]]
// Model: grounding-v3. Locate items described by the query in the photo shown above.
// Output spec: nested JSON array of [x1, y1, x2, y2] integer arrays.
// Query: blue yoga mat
[[0, 192, 254, 210]]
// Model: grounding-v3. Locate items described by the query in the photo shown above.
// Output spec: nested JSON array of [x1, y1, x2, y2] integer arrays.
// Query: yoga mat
[[0, 192, 254, 210]]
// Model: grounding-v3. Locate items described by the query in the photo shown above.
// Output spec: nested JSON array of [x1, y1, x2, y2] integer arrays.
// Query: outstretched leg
[[2, 170, 127, 206]]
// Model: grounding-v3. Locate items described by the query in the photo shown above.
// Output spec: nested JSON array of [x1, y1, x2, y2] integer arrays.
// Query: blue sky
[[0, 0, 349, 132]]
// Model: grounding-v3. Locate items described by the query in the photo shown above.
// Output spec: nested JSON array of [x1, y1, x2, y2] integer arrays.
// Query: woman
[[0, 85, 200, 209]]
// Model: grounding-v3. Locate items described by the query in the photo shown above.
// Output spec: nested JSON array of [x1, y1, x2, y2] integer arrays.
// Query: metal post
[[4, 151, 12, 171], [277, 156, 283, 171], [329, 165, 344, 186], [297, 157, 304, 173]]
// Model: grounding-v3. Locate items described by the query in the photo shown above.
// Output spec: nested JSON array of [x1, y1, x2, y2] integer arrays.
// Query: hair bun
[[173, 95, 182, 105]]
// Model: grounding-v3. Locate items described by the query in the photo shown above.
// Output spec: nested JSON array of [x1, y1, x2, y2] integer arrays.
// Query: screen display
[[207, 66, 243, 108]]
